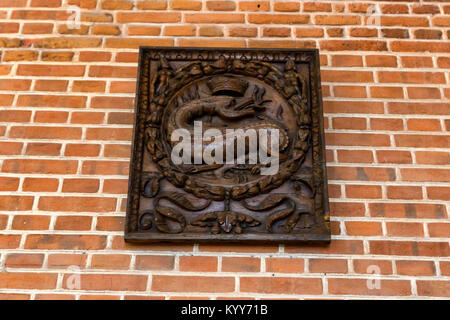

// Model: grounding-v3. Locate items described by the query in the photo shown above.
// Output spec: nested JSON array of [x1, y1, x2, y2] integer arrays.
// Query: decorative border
[[125, 47, 329, 243]]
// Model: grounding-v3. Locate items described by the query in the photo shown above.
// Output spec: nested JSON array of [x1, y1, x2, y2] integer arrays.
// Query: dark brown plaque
[[125, 47, 330, 243]]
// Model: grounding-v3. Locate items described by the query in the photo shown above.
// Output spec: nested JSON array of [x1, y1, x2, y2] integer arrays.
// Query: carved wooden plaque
[[125, 47, 330, 243]]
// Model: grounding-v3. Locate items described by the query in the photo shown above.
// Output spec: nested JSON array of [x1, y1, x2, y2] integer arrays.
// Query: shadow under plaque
[[125, 47, 330, 244]]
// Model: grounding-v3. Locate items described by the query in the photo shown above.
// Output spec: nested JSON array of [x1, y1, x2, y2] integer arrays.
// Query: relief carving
[[126, 48, 330, 243]]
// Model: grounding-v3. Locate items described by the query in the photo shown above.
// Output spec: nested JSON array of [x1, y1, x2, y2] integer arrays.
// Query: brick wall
[[0, 0, 449, 300]]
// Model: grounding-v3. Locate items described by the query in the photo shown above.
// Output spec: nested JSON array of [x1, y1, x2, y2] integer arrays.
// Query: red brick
[[330, 202, 365, 217], [239, 1, 270, 11], [265, 258, 304, 273], [12, 215, 50, 230], [153, 276, 234, 292], [89, 66, 137, 78], [262, 27, 291, 38], [333, 86, 366, 98], [34, 111, 69, 123], [117, 12, 181, 23], [179, 256, 218, 272], [79, 51, 111, 62], [346, 221, 383, 236], [321, 40, 387, 51], [322, 70, 373, 83], [30, 0, 61, 7], [107, 112, 134, 125], [248, 14, 308, 25], [396, 260, 435, 276], [103, 179, 128, 194], [62, 179, 99, 193], [222, 257, 260, 272], [26, 235, 106, 250], [370, 203, 446, 219], [0, 94, 15, 106], [72, 80, 106, 93], [0, 196, 34, 211], [0, 273, 57, 290], [376, 150, 412, 163], [9, 126, 81, 140], [63, 274, 147, 291], [326, 133, 390, 147], [0, 235, 21, 249], [17, 95, 86, 108], [164, 25, 195, 36], [382, 29, 410, 40], [240, 277, 322, 295], [386, 222, 424, 237], [65, 144, 101, 157], [338, 150, 373, 164], [22, 22, 52, 34], [86, 128, 132, 141], [0, 142, 23, 155], [90, 97, 134, 109], [391, 41, 450, 53], [54, 216, 92, 231], [346, 185, 382, 199], [17, 64, 84, 76], [417, 281, 450, 298], [0, 22, 20, 33], [353, 259, 393, 275], [96, 216, 124, 231], [295, 27, 324, 38], [309, 259, 347, 273], [91, 254, 131, 270], [5, 253, 44, 268], [34, 80, 68, 92], [274, 1, 300, 12], [23, 178, 59, 192], [38, 196, 116, 212], [370, 87, 404, 99], [427, 223, 450, 238], [80, 295, 121, 300], [35, 294, 75, 300], [407, 119, 442, 131], [370, 241, 448, 257], [82, 161, 129, 175], [315, 15, 360, 25], [199, 243, 277, 253], [389, 102, 450, 115], [71, 112, 105, 124], [0, 177, 19, 191], [0, 109, 31, 123], [0, 293, 29, 300], [47, 253, 87, 269], [366, 55, 397, 67], [0, 79, 31, 91], [440, 261, 450, 276], [135, 255, 175, 271], [328, 166, 396, 181], [286, 240, 364, 255], [104, 144, 131, 158], [328, 278, 411, 296], [387, 186, 423, 200], [395, 136, 448, 149], [3, 50, 38, 61], [416, 152, 449, 165], [379, 71, 445, 84], [110, 81, 136, 93], [332, 117, 366, 130]]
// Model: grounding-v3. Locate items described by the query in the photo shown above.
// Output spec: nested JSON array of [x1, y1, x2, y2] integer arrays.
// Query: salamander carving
[[126, 48, 329, 243]]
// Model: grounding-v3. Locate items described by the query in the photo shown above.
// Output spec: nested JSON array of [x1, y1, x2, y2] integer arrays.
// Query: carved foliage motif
[[126, 48, 330, 243]]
